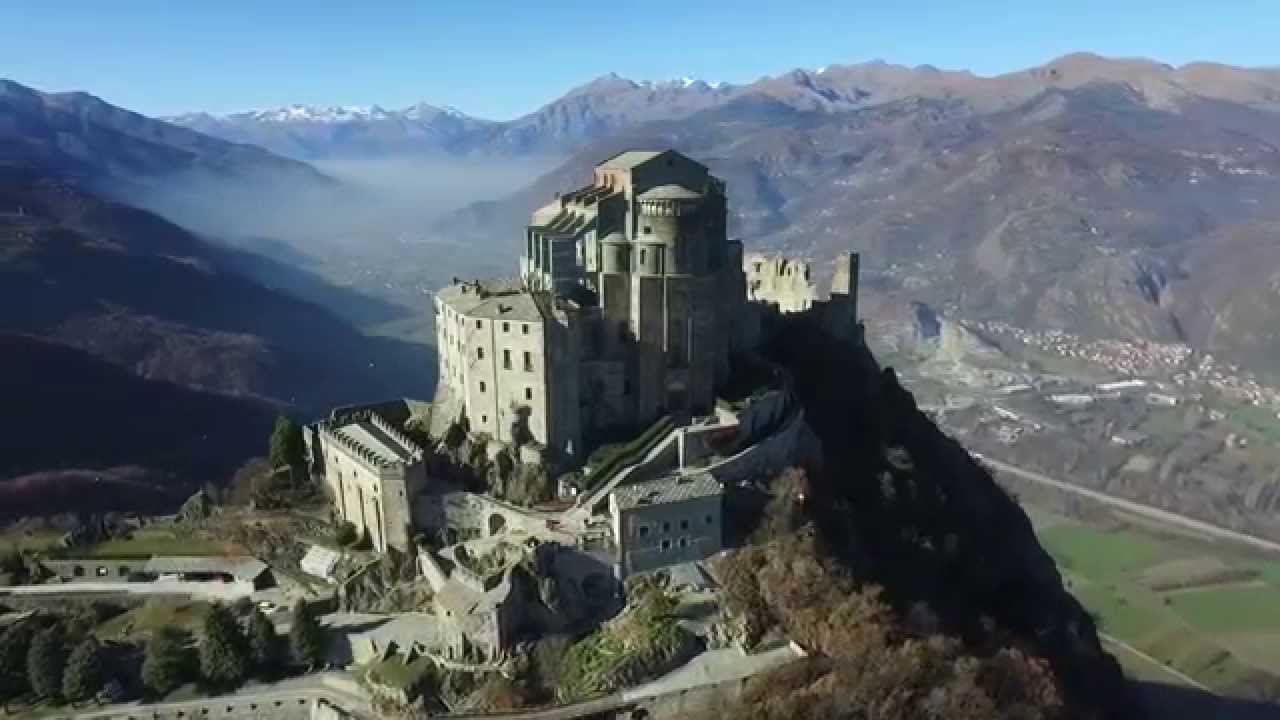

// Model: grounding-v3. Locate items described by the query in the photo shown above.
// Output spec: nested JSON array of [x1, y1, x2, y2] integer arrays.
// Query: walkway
[[70, 672, 372, 720], [1, 578, 254, 601]]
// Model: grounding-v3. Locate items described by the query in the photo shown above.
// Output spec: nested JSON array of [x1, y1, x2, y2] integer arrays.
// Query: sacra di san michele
[[303, 149, 859, 659]]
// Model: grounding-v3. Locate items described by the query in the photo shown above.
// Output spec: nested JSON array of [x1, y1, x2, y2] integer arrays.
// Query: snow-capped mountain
[[165, 102, 496, 160], [165, 75, 741, 159]]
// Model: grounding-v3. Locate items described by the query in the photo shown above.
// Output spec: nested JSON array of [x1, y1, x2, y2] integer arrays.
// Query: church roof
[[598, 150, 664, 169], [637, 184, 702, 200], [612, 472, 723, 510], [436, 279, 545, 322]]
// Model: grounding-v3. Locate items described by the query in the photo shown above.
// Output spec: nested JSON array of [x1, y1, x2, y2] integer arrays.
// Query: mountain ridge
[[162, 53, 1280, 160]]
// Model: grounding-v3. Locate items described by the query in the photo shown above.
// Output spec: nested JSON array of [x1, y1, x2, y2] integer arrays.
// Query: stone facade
[[609, 474, 723, 576], [304, 410, 426, 553], [437, 150, 746, 461]]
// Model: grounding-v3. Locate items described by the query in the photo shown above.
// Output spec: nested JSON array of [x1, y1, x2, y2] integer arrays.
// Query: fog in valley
[[119, 154, 562, 339]]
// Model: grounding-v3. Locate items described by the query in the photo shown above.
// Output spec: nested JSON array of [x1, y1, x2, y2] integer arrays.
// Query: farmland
[[1030, 508, 1280, 697]]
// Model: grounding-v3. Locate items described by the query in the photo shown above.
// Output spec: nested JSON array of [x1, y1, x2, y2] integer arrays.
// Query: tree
[[26, 625, 66, 702], [246, 609, 281, 674], [288, 599, 326, 670], [268, 415, 305, 475], [62, 636, 103, 704], [0, 624, 33, 704], [142, 627, 188, 697], [198, 604, 249, 689]]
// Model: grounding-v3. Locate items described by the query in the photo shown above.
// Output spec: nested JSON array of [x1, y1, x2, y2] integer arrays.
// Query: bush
[[335, 522, 358, 547]]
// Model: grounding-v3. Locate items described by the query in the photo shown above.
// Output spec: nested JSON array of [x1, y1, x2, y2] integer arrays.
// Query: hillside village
[[0, 150, 867, 718]]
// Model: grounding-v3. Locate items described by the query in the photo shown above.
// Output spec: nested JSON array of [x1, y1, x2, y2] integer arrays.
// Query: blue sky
[[3, 0, 1277, 120]]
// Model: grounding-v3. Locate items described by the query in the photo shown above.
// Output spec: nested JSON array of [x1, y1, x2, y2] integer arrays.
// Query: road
[[70, 672, 371, 720], [975, 453, 1280, 555], [1, 578, 253, 601], [1099, 632, 1210, 692]]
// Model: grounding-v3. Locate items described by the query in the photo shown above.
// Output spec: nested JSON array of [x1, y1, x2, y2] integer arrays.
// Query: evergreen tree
[[0, 624, 33, 703], [268, 415, 305, 475], [246, 608, 280, 674], [26, 625, 66, 702], [61, 636, 102, 704], [198, 604, 249, 689], [141, 627, 188, 697], [288, 599, 325, 670]]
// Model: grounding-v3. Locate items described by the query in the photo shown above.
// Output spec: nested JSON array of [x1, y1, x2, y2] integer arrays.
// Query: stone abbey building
[[306, 147, 859, 585], [434, 150, 748, 461]]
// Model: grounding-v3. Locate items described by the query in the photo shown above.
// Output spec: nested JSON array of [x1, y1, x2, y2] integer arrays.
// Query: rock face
[[763, 321, 1135, 718]]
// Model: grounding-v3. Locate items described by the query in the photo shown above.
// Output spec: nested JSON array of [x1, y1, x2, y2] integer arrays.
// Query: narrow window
[[481, 414, 488, 424], [523, 351, 533, 372], [476, 319, 483, 329], [678, 537, 689, 548], [680, 519, 689, 531], [503, 322, 510, 333], [522, 323, 530, 335], [503, 349, 512, 370], [662, 521, 671, 533], [661, 539, 672, 551], [644, 226, 652, 235], [479, 381, 486, 393], [477, 347, 484, 360], [640, 248, 647, 265], [525, 387, 533, 401]]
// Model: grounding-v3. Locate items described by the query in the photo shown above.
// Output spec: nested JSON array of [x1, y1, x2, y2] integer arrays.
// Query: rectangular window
[[525, 387, 533, 401], [644, 226, 652, 235], [680, 519, 689, 530], [477, 347, 485, 360], [660, 539, 672, 551], [523, 351, 533, 372], [503, 322, 510, 333], [640, 248, 647, 265], [503, 349, 512, 370], [522, 323, 530, 335], [476, 319, 483, 329], [637, 525, 650, 538], [479, 381, 486, 392], [481, 414, 488, 424]]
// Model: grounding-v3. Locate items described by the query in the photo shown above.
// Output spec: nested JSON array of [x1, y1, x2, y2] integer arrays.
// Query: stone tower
[[521, 150, 741, 434]]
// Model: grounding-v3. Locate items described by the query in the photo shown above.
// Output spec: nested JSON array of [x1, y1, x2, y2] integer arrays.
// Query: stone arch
[[488, 513, 507, 537]]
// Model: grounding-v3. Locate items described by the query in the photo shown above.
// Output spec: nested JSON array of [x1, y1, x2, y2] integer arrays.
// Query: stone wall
[[701, 407, 811, 487], [40, 558, 141, 582]]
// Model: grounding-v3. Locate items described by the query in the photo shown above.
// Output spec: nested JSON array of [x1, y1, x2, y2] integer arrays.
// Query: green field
[[83, 528, 233, 558], [96, 597, 212, 641], [1031, 509, 1280, 694]]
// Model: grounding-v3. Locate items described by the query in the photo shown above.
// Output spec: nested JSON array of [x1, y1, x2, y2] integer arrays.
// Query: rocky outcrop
[[763, 320, 1137, 719]]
